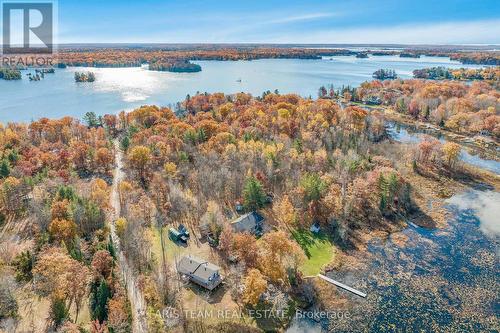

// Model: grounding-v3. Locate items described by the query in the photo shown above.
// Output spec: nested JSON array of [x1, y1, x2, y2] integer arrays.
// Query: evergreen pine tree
[[90, 278, 111, 323], [120, 135, 130, 151], [243, 176, 266, 211], [49, 297, 69, 328], [0, 159, 10, 178]]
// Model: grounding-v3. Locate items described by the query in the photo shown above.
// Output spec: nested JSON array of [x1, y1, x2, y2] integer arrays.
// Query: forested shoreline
[[1, 79, 498, 331], [48, 47, 500, 72], [355, 79, 499, 139]]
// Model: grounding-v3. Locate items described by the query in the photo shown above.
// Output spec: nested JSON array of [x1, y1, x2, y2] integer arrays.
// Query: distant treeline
[[451, 54, 500, 65], [357, 79, 499, 138], [399, 53, 420, 58], [149, 59, 201, 72], [51, 48, 500, 71], [373, 69, 398, 80], [74, 71, 96, 82], [0, 67, 21, 80], [54, 48, 356, 73], [28, 68, 55, 81], [366, 50, 500, 65], [413, 66, 500, 82]]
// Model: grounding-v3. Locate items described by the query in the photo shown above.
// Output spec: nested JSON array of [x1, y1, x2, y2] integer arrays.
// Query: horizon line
[[54, 42, 500, 46]]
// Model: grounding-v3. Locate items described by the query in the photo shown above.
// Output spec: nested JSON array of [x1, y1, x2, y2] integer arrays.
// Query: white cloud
[[447, 190, 500, 239], [266, 13, 337, 24], [55, 15, 500, 44]]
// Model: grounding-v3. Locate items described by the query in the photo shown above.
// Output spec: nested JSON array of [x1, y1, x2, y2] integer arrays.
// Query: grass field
[[292, 229, 334, 276], [150, 225, 183, 263]]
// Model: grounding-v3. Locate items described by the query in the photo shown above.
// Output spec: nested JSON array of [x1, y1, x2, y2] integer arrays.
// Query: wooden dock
[[318, 274, 367, 298]]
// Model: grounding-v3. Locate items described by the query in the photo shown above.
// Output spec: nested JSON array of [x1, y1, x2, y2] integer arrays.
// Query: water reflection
[[447, 190, 500, 239], [318, 189, 500, 332]]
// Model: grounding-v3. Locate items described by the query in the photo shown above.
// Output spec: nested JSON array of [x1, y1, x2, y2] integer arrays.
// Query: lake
[[0, 55, 484, 123], [1, 53, 498, 332]]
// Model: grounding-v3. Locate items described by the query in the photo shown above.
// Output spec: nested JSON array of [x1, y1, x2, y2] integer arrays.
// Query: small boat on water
[[236, 78, 242, 83]]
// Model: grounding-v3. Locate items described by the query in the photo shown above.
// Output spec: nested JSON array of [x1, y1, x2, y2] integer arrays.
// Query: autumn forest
[[1, 50, 499, 331], [0, 16, 500, 331]]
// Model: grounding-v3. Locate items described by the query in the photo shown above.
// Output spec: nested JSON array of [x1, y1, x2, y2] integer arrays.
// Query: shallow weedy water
[[291, 190, 499, 332]]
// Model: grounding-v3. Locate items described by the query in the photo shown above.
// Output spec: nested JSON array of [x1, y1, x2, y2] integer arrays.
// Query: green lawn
[[150, 225, 182, 263], [292, 229, 334, 276]]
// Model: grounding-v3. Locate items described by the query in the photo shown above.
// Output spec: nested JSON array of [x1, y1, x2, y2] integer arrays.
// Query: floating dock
[[318, 274, 367, 298]]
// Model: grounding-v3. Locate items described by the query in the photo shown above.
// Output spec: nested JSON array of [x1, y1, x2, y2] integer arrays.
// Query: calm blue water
[[0, 55, 483, 123]]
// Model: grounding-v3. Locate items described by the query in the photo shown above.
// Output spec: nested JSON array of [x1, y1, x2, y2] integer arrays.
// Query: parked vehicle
[[178, 224, 190, 238], [169, 227, 188, 243]]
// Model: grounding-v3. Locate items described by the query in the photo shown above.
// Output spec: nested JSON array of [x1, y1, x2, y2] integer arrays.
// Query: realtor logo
[[2, 1, 53, 54]]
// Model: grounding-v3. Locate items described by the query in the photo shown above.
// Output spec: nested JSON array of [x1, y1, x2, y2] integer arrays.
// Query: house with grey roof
[[230, 211, 264, 234], [177, 255, 222, 290]]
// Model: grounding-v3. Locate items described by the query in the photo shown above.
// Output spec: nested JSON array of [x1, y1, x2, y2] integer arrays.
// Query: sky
[[5, 0, 500, 44]]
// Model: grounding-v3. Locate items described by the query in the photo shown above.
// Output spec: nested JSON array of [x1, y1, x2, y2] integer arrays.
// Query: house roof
[[230, 211, 264, 233], [177, 255, 220, 281]]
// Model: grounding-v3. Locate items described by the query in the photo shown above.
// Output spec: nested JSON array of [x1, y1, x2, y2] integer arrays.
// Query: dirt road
[[109, 141, 148, 332]]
